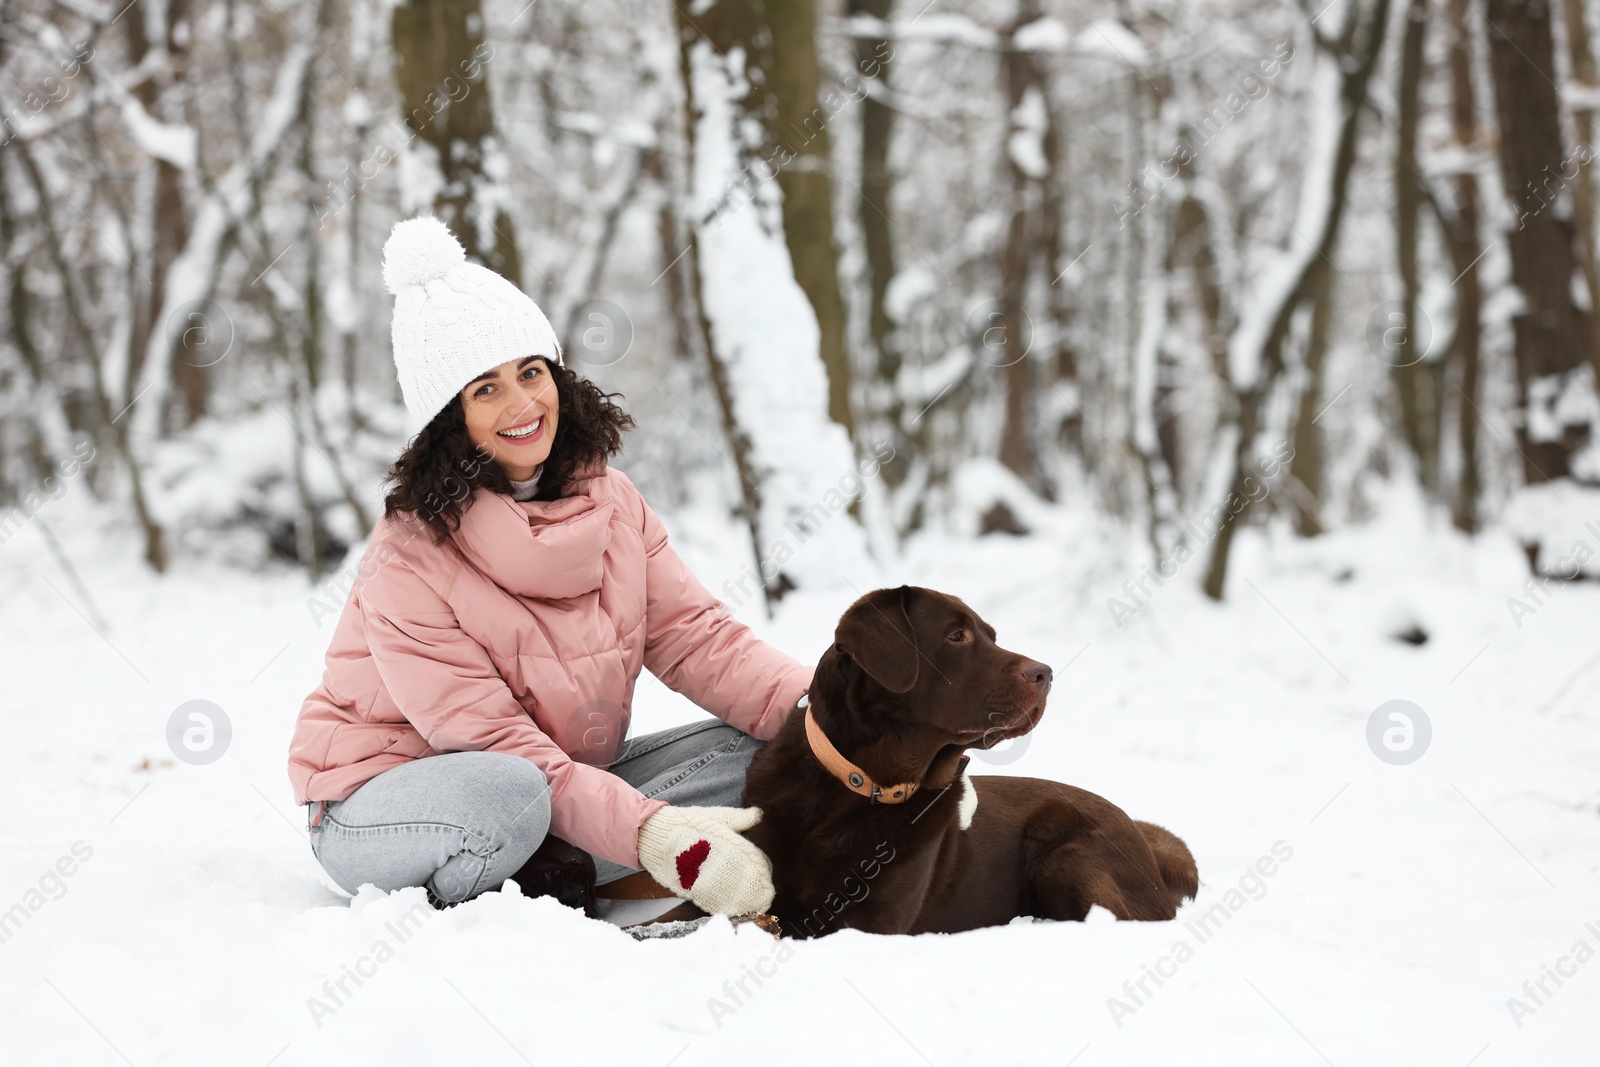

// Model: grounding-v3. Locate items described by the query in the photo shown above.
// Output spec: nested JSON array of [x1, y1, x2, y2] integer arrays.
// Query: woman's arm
[[361, 560, 667, 869], [627, 475, 814, 740]]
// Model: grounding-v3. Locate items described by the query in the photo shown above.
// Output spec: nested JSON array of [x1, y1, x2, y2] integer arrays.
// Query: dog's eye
[[948, 628, 969, 644]]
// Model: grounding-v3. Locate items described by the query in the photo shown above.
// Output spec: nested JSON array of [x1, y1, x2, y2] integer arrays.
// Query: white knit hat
[[382, 214, 563, 435]]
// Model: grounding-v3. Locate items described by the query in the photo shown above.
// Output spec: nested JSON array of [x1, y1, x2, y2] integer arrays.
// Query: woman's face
[[459, 355, 560, 482]]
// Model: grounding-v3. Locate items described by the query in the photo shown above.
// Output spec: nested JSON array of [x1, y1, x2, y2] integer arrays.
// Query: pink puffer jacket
[[287, 463, 813, 870]]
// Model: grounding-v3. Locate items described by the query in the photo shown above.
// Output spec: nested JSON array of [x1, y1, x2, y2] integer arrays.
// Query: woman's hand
[[636, 805, 775, 916]]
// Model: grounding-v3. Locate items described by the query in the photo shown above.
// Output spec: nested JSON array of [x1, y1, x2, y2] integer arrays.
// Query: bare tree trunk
[[849, 0, 905, 485], [996, 4, 1054, 499], [1129, 139, 1180, 555], [1485, 0, 1597, 485], [1168, 141, 1231, 514], [1559, 0, 1600, 376], [0, 150, 65, 493], [338, 45, 374, 435], [1448, 0, 1484, 533], [1036, 65, 1081, 461], [644, 129, 697, 365], [998, 16, 1036, 491], [1204, 0, 1392, 600], [1394, 0, 1439, 491], [579, 156, 647, 314], [12, 143, 168, 572], [1173, 166, 1230, 390], [293, 29, 326, 578], [1289, 263, 1334, 536], [758, 0, 855, 444], [391, 0, 519, 283], [342, 144, 368, 431], [124, 0, 200, 433]]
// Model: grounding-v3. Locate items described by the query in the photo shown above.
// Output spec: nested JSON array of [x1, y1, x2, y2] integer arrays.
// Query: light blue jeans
[[306, 718, 764, 904]]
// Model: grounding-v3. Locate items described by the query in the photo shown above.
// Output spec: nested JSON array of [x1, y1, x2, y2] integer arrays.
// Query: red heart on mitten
[[676, 838, 711, 889]]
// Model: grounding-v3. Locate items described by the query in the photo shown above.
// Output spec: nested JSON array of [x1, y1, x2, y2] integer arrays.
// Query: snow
[[1526, 365, 1600, 447], [1503, 480, 1600, 578], [1076, 18, 1151, 66], [1562, 80, 1600, 113], [395, 137, 446, 217], [119, 97, 197, 169], [884, 264, 942, 322], [1014, 17, 1072, 54], [1007, 86, 1049, 181], [548, 110, 658, 150], [849, 13, 1001, 49], [3, 472, 1598, 1063], [342, 91, 373, 127], [896, 342, 970, 411], [835, 13, 1141, 61]]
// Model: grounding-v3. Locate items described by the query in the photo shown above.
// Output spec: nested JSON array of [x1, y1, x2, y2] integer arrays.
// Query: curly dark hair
[[381, 357, 636, 546]]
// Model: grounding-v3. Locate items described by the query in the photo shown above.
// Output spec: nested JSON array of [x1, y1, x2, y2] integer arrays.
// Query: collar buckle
[[869, 781, 915, 804]]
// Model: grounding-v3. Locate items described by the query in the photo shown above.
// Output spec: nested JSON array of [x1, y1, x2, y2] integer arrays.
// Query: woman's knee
[[460, 752, 552, 842], [444, 754, 550, 897]]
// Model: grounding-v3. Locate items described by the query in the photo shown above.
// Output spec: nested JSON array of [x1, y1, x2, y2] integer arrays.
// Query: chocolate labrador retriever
[[739, 585, 1197, 938]]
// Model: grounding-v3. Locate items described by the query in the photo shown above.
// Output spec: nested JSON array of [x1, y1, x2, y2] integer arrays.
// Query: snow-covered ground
[[3, 475, 1598, 1065]]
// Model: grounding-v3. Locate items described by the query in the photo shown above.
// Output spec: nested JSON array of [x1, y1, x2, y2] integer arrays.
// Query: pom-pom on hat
[[382, 214, 563, 435]]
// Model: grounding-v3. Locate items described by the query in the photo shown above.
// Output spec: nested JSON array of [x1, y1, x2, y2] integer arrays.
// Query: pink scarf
[[448, 461, 616, 600]]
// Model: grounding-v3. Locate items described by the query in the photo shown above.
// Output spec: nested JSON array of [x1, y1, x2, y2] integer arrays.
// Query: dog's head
[[816, 585, 1053, 749]]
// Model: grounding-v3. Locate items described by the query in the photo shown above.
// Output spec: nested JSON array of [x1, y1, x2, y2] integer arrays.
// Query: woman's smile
[[497, 415, 545, 444]]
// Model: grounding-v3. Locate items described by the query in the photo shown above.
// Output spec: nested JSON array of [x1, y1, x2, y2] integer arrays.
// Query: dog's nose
[[1022, 661, 1052, 695]]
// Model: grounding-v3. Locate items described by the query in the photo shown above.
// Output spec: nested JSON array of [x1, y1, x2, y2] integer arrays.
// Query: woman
[[287, 215, 810, 918]]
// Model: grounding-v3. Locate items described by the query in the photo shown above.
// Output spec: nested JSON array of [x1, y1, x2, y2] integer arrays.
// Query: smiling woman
[[382, 350, 636, 546], [287, 214, 810, 922]]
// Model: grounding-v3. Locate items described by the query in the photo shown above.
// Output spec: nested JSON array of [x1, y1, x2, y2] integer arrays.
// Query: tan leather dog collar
[[801, 692, 969, 805]]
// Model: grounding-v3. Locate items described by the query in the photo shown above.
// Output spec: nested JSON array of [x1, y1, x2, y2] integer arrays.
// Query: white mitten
[[636, 805, 774, 916]]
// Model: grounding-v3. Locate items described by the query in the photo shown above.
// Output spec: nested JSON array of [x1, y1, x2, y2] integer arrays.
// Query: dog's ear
[[835, 586, 920, 694]]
